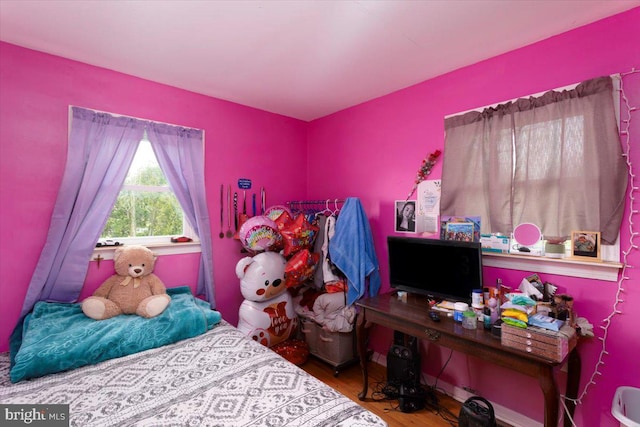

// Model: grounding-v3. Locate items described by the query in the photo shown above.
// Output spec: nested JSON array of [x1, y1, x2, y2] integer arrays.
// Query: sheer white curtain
[[441, 76, 627, 245]]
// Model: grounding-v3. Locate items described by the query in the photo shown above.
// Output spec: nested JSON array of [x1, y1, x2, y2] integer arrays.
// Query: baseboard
[[371, 351, 542, 427]]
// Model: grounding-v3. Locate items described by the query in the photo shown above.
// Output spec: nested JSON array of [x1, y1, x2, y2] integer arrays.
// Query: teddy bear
[[235, 251, 297, 347], [82, 245, 171, 320]]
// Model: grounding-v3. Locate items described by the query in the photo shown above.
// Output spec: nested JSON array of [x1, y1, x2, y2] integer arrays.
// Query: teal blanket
[[10, 286, 221, 383]]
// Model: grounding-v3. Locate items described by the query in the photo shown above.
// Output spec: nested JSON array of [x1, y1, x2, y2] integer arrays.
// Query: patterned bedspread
[[0, 321, 387, 427]]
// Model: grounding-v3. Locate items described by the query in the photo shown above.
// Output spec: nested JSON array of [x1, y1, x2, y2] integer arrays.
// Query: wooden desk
[[356, 293, 580, 427]]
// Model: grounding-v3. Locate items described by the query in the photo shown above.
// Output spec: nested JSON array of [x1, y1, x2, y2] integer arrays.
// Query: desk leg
[[356, 310, 369, 400], [539, 365, 559, 427], [564, 348, 581, 427]]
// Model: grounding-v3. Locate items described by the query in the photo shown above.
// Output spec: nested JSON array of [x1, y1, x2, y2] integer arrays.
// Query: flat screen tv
[[387, 236, 483, 304]]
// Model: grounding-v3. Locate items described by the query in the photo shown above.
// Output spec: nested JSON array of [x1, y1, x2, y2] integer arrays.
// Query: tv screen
[[387, 236, 483, 304]]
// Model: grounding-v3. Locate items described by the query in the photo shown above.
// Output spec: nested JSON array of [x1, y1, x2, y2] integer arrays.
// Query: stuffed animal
[[82, 245, 171, 320], [235, 251, 296, 347]]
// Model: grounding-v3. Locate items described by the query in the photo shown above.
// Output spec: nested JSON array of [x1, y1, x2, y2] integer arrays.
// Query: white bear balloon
[[235, 251, 296, 347]]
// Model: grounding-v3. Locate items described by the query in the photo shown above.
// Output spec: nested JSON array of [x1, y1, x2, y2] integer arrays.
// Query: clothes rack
[[287, 199, 345, 216]]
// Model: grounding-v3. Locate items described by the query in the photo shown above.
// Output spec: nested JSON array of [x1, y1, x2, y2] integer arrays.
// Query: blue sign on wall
[[238, 178, 252, 189]]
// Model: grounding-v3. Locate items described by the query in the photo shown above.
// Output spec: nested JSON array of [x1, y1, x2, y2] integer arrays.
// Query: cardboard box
[[480, 234, 510, 253], [501, 323, 576, 362]]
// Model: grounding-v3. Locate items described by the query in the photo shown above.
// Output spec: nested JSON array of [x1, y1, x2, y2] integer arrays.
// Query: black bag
[[458, 396, 497, 427]]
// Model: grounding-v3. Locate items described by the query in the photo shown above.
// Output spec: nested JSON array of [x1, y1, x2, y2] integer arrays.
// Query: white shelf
[[482, 252, 622, 282]]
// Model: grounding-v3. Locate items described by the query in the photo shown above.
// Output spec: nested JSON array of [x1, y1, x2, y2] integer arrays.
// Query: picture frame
[[570, 231, 601, 260], [440, 215, 481, 242], [444, 222, 474, 242], [395, 200, 416, 233]]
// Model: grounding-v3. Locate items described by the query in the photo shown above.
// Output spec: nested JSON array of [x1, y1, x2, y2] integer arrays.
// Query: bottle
[[454, 302, 469, 322], [471, 289, 484, 309], [483, 306, 492, 329], [462, 310, 477, 329]]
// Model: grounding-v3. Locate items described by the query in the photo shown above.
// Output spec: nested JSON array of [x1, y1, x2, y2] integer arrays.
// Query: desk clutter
[[433, 272, 592, 363]]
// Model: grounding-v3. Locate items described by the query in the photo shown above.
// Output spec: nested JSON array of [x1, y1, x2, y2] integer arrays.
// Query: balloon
[[236, 252, 296, 347], [238, 216, 280, 252], [274, 210, 294, 231], [237, 293, 297, 347], [271, 339, 310, 365], [280, 213, 319, 257], [284, 249, 320, 288], [271, 210, 294, 251], [265, 205, 292, 221]]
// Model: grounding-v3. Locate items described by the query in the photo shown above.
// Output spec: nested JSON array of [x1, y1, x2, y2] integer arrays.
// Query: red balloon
[[271, 339, 310, 365], [280, 214, 319, 257], [284, 249, 320, 288]]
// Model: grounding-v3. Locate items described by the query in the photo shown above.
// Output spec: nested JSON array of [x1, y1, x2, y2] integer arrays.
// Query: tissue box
[[501, 323, 576, 362], [480, 234, 510, 253]]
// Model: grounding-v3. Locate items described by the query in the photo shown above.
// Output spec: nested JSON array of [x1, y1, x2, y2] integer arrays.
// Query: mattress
[[0, 320, 387, 427]]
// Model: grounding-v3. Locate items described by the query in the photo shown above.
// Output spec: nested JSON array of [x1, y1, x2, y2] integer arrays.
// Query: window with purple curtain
[[440, 76, 627, 246], [19, 107, 215, 321]]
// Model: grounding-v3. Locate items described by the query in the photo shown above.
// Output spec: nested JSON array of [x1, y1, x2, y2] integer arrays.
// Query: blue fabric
[[329, 197, 381, 305], [9, 286, 221, 383]]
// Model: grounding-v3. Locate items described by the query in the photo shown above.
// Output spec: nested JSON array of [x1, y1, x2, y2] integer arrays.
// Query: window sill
[[482, 252, 622, 282], [92, 242, 201, 261]]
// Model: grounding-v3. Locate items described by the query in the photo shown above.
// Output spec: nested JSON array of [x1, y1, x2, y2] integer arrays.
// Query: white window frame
[[92, 127, 202, 261]]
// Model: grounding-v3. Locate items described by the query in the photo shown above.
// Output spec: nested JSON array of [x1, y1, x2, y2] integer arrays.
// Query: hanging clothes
[[312, 214, 328, 288], [328, 197, 381, 306]]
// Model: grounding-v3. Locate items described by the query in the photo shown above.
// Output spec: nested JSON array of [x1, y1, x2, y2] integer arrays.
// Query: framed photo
[[445, 222, 474, 242], [570, 231, 601, 260], [395, 200, 416, 233]]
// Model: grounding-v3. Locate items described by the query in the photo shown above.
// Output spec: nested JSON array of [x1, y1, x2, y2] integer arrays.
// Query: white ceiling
[[1, 0, 638, 121]]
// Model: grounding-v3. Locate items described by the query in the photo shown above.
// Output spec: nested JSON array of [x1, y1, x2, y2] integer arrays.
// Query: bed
[[0, 288, 387, 427]]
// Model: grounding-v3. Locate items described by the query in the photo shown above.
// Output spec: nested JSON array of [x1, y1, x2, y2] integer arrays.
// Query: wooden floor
[[299, 356, 464, 427]]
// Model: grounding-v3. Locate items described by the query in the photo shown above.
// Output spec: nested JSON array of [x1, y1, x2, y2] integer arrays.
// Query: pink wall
[[307, 8, 640, 427], [0, 7, 638, 427], [0, 41, 308, 352]]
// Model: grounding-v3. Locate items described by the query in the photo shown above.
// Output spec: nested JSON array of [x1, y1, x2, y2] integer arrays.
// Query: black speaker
[[398, 384, 427, 413], [387, 333, 420, 387]]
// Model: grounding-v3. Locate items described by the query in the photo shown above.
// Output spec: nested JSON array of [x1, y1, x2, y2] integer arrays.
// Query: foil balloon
[[265, 205, 292, 222], [284, 249, 320, 288], [271, 210, 294, 251], [280, 214, 319, 257], [235, 252, 296, 347], [238, 216, 280, 252]]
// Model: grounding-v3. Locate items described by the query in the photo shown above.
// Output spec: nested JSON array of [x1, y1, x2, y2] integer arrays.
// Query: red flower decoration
[[407, 149, 441, 199]]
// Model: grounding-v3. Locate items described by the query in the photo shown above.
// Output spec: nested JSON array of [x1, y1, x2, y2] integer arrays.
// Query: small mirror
[[510, 223, 544, 256]]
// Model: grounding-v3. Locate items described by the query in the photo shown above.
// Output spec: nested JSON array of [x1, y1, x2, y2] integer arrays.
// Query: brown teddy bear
[[82, 245, 171, 320]]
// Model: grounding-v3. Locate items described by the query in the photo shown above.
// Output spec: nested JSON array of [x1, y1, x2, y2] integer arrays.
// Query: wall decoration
[[570, 231, 601, 260], [416, 179, 441, 233], [406, 150, 441, 200], [395, 200, 416, 233]]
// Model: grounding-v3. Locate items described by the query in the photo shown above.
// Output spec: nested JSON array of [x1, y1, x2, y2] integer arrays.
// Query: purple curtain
[[147, 123, 215, 307], [20, 107, 144, 317]]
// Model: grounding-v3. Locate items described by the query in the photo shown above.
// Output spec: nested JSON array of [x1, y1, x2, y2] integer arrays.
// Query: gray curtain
[[441, 76, 627, 245], [147, 123, 215, 307]]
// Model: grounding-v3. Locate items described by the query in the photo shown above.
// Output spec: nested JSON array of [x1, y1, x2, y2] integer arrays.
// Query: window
[[100, 135, 197, 245], [441, 76, 627, 263]]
